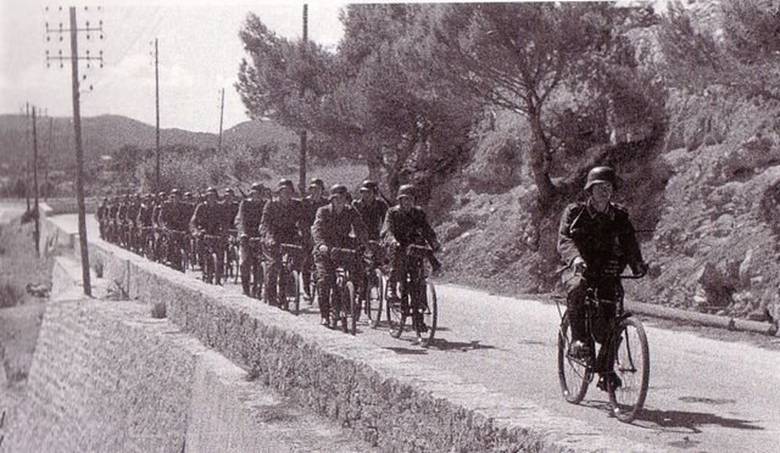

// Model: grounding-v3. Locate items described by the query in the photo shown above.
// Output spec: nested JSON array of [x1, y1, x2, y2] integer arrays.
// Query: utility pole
[[46, 115, 53, 200], [45, 6, 104, 297], [217, 87, 225, 153], [298, 3, 308, 195], [32, 107, 40, 257], [25, 103, 30, 211], [154, 38, 160, 192]]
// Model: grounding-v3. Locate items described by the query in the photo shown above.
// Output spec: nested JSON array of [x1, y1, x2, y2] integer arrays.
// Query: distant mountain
[[0, 114, 298, 172]]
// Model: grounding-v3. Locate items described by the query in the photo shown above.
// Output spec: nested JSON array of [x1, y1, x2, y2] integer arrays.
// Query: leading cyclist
[[557, 166, 648, 385]]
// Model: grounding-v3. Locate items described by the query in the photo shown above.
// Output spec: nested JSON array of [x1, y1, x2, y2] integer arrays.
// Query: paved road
[[54, 213, 780, 452]]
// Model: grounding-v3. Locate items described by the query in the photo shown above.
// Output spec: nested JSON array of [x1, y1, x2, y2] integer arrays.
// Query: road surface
[[53, 213, 780, 452]]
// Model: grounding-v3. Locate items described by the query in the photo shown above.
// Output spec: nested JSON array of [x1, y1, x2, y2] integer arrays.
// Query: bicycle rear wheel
[[387, 284, 407, 339], [366, 270, 383, 328], [557, 313, 591, 404], [608, 316, 650, 423]]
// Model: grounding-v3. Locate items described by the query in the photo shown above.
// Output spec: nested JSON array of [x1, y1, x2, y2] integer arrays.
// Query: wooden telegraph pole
[[25, 103, 31, 211], [298, 4, 308, 195], [218, 87, 225, 153], [32, 107, 40, 257], [154, 38, 161, 192], [45, 5, 105, 296]]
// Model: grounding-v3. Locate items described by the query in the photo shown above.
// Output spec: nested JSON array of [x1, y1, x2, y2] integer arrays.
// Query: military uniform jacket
[[97, 203, 107, 221], [352, 198, 389, 241], [381, 205, 437, 247], [159, 201, 189, 232], [136, 203, 154, 227], [302, 196, 329, 228], [190, 202, 224, 236], [220, 200, 240, 230], [151, 203, 163, 227], [312, 204, 368, 249], [117, 203, 128, 222], [108, 204, 118, 220], [235, 197, 265, 238], [260, 199, 303, 245], [557, 201, 644, 278], [126, 203, 140, 225]]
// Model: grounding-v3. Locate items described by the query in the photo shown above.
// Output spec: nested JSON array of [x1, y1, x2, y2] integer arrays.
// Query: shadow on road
[[383, 346, 428, 355], [427, 338, 498, 352], [635, 407, 764, 434]]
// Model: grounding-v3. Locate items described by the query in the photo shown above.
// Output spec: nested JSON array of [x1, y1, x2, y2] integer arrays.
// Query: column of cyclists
[[95, 179, 443, 346]]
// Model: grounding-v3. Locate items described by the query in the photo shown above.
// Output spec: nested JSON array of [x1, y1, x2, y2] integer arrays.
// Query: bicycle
[[200, 233, 226, 285], [276, 243, 303, 314], [327, 247, 361, 335], [557, 271, 649, 423], [386, 244, 438, 345], [361, 240, 385, 328], [159, 229, 188, 272]]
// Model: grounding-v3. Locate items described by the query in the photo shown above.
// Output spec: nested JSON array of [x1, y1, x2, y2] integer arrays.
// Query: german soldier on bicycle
[[191, 187, 226, 283], [311, 184, 369, 326], [301, 178, 329, 300], [159, 189, 189, 271], [352, 180, 388, 241], [381, 184, 441, 301], [261, 179, 305, 306], [557, 166, 648, 371], [97, 197, 109, 239], [235, 182, 267, 296]]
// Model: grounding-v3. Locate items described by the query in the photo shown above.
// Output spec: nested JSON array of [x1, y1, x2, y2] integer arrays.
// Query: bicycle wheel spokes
[[366, 270, 383, 328], [386, 282, 406, 338], [421, 282, 437, 345], [609, 317, 650, 423], [557, 314, 591, 404]]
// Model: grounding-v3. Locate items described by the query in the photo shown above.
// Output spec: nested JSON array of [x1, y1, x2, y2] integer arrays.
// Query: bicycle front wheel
[[346, 281, 357, 335], [291, 271, 301, 315], [422, 282, 437, 345], [557, 313, 591, 404], [608, 316, 650, 423], [366, 270, 383, 328]]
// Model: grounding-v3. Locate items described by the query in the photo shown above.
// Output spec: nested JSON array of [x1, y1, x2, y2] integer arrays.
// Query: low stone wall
[[41, 197, 98, 216], [45, 217, 658, 453], [3, 299, 201, 453], [5, 256, 372, 453]]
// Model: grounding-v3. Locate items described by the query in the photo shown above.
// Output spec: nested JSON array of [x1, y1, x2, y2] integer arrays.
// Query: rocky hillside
[[436, 1, 780, 323]]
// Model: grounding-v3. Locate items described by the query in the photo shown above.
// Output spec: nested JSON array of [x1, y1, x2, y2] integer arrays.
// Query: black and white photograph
[[1, 0, 779, 451]]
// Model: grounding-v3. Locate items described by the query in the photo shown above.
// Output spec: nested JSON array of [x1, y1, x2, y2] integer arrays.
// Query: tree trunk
[[527, 108, 557, 206]]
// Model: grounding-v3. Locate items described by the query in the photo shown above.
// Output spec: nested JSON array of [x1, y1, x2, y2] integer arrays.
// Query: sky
[[0, 0, 348, 132]]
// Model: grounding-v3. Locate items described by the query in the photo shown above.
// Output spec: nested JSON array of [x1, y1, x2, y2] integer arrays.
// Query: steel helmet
[[329, 184, 349, 199], [360, 179, 378, 192], [309, 178, 324, 189], [277, 178, 294, 191], [397, 184, 416, 199], [584, 166, 617, 191], [250, 182, 264, 192]]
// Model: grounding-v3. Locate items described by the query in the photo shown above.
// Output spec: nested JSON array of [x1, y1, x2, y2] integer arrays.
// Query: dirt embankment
[[0, 218, 52, 388], [435, 90, 780, 326]]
